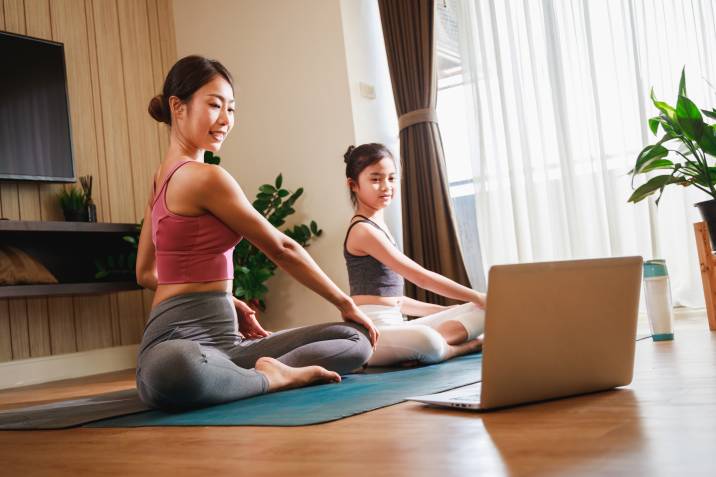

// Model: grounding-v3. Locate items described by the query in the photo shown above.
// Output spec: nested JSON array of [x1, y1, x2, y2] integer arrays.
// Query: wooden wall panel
[[0, 0, 12, 363], [48, 296, 76, 355], [91, 0, 136, 224], [82, 0, 122, 346], [2, 0, 31, 361], [21, 0, 52, 358], [0, 0, 175, 362], [52, 0, 113, 351], [118, 0, 161, 332]]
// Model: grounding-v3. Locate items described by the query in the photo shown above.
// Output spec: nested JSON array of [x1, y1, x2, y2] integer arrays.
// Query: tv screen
[[0, 31, 75, 182]]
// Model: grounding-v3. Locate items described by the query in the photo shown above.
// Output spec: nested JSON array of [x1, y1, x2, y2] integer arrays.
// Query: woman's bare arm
[[135, 201, 158, 291], [196, 165, 379, 344]]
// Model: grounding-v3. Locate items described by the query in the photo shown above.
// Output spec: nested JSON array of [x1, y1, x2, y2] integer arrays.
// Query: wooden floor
[[0, 313, 714, 477]]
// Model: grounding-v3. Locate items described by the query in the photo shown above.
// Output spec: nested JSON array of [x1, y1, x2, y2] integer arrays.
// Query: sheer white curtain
[[436, 0, 716, 307]]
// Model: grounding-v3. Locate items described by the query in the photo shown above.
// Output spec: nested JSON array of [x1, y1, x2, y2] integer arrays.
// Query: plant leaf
[[696, 125, 716, 157], [650, 88, 677, 124], [648, 116, 660, 136], [275, 174, 283, 189], [676, 94, 705, 140], [630, 144, 669, 176], [678, 66, 687, 98], [640, 159, 674, 173], [702, 109, 716, 121], [628, 174, 683, 203], [259, 184, 276, 194]]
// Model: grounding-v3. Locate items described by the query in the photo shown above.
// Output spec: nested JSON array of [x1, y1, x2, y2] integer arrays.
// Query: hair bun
[[343, 145, 355, 164], [148, 94, 169, 124]]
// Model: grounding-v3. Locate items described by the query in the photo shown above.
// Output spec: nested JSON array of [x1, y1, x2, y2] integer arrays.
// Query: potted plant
[[58, 185, 88, 222], [233, 173, 322, 312], [628, 68, 716, 248]]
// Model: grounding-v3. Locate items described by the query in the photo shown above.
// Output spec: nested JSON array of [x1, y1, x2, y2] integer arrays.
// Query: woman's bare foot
[[442, 338, 483, 361], [255, 357, 341, 392]]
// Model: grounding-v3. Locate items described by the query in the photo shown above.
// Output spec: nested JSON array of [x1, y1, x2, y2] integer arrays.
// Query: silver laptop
[[406, 256, 643, 411]]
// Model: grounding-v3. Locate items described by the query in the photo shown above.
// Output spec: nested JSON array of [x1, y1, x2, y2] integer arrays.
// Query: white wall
[[339, 0, 401, 246], [172, 0, 398, 329]]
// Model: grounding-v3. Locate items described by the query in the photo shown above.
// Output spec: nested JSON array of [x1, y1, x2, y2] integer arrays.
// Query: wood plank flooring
[[0, 314, 714, 477]]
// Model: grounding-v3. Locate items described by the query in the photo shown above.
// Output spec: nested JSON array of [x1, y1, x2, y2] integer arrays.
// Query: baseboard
[[0, 345, 138, 390]]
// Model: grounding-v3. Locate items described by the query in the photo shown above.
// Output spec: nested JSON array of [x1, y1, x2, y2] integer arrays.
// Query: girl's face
[[171, 75, 235, 153], [350, 157, 398, 210]]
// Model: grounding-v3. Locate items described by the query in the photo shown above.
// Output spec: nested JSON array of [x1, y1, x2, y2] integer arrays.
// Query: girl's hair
[[343, 143, 394, 207], [148, 55, 234, 125]]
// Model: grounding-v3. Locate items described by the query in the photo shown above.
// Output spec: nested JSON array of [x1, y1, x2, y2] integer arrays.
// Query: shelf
[[0, 220, 141, 299], [0, 282, 141, 298], [0, 220, 137, 233]]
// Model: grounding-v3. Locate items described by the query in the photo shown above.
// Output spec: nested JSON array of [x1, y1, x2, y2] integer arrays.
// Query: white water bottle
[[643, 259, 674, 341]]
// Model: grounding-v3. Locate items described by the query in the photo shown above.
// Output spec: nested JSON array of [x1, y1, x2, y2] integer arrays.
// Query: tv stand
[[0, 220, 141, 298]]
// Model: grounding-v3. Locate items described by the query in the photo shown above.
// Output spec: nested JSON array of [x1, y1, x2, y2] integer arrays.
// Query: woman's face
[[351, 157, 398, 210], [172, 75, 235, 153]]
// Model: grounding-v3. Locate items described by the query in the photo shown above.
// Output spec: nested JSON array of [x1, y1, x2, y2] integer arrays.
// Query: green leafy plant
[[628, 67, 716, 204], [94, 221, 140, 280], [233, 173, 322, 311], [58, 185, 87, 212]]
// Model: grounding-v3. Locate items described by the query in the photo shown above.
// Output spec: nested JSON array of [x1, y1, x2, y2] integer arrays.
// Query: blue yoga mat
[[87, 353, 483, 427]]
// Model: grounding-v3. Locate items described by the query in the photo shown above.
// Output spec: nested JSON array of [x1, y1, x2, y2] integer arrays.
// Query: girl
[[343, 143, 485, 367], [134, 56, 379, 411]]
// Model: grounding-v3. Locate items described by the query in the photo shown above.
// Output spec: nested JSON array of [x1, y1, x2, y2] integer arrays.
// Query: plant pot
[[695, 199, 716, 250], [63, 208, 89, 222]]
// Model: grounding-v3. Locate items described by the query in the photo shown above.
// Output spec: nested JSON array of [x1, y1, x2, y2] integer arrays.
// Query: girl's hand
[[234, 298, 271, 340], [472, 292, 487, 309], [340, 303, 380, 348]]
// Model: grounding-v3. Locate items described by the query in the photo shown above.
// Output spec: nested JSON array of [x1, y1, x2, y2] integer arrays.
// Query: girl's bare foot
[[437, 319, 469, 345], [255, 357, 341, 392], [443, 338, 483, 361]]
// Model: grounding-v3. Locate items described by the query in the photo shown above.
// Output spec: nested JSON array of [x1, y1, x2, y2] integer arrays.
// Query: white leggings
[[359, 303, 485, 366]]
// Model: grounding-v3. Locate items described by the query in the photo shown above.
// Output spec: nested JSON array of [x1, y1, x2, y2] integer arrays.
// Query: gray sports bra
[[343, 215, 405, 297]]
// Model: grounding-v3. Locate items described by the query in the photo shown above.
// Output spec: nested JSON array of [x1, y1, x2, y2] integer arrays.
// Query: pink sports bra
[[151, 160, 241, 284]]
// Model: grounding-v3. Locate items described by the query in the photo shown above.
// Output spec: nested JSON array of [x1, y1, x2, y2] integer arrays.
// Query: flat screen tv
[[0, 31, 75, 182]]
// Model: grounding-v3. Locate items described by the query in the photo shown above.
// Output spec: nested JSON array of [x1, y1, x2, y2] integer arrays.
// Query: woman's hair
[[148, 55, 234, 125], [343, 143, 394, 207]]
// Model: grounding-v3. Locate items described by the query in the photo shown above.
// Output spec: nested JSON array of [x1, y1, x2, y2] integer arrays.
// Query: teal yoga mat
[[87, 353, 483, 428]]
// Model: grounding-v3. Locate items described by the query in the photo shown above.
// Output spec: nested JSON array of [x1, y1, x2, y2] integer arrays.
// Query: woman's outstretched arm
[[198, 165, 379, 345]]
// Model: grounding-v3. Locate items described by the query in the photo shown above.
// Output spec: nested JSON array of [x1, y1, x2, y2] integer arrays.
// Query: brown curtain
[[378, 0, 471, 305]]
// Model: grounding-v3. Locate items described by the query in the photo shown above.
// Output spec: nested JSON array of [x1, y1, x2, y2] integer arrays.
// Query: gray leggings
[[136, 291, 372, 411]]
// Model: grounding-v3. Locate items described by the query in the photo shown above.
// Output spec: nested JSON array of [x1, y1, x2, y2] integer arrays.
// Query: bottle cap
[[644, 259, 668, 278]]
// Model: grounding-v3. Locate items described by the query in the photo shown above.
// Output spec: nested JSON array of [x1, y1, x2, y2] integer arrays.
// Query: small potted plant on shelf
[[628, 67, 716, 248], [79, 175, 97, 222], [58, 184, 88, 222]]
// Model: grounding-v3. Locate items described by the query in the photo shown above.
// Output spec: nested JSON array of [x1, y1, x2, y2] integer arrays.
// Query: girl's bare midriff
[[152, 280, 232, 309], [351, 294, 402, 308]]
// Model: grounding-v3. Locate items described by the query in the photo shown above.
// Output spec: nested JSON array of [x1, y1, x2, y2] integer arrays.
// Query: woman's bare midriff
[[351, 295, 403, 308], [151, 280, 233, 309]]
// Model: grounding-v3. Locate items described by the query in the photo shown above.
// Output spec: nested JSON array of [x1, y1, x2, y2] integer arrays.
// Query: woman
[[343, 143, 485, 367], [135, 55, 378, 411]]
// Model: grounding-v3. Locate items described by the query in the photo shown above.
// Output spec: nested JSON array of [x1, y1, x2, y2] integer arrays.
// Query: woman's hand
[[234, 298, 271, 340], [339, 301, 379, 348]]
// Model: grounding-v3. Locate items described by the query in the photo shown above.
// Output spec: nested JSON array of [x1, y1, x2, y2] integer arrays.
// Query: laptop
[[406, 256, 643, 411]]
